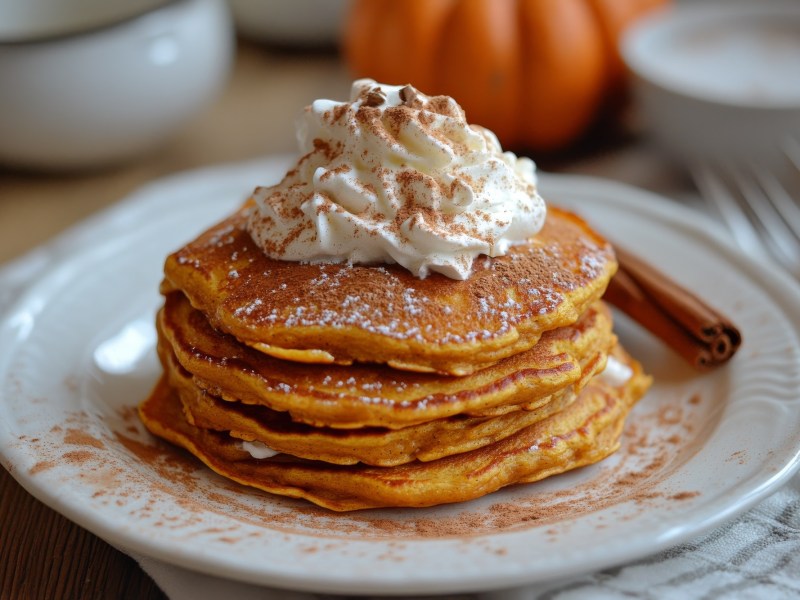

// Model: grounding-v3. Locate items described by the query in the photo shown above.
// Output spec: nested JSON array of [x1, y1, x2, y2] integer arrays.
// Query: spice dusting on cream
[[247, 79, 546, 280]]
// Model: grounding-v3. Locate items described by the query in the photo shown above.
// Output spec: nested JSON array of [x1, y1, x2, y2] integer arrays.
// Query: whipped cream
[[599, 355, 633, 387], [247, 79, 546, 280], [240, 440, 279, 459]]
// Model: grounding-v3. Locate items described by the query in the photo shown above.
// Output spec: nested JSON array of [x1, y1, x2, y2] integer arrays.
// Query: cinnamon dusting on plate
[[19, 396, 708, 542]]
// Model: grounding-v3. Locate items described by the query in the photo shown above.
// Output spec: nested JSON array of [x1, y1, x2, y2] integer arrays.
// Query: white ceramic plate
[[2, 157, 800, 596]]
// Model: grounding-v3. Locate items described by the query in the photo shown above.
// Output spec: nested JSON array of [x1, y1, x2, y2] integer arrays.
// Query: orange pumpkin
[[343, 0, 668, 152]]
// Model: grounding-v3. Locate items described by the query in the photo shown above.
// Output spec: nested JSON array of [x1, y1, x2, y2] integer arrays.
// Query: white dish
[[0, 0, 233, 170], [0, 0, 170, 42], [621, 2, 800, 168], [227, 0, 348, 46], [1, 157, 800, 596]]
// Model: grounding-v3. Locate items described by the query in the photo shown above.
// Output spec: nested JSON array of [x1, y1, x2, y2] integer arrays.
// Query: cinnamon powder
[[17, 387, 708, 545]]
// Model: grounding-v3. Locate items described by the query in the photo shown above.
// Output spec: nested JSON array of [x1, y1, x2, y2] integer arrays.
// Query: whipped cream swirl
[[247, 79, 546, 280]]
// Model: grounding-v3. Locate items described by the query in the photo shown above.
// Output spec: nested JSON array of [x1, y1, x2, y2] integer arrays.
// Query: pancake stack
[[139, 203, 651, 511]]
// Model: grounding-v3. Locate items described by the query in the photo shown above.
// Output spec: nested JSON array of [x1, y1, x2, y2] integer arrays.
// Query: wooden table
[[0, 41, 350, 600]]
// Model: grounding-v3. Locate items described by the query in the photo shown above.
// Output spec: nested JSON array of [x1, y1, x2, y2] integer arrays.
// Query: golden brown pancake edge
[[161, 205, 617, 375]]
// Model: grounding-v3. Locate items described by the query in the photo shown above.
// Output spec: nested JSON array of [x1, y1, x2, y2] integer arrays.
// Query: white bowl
[[621, 2, 800, 168], [227, 0, 347, 46], [0, 0, 171, 42], [0, 0, 234, 170]]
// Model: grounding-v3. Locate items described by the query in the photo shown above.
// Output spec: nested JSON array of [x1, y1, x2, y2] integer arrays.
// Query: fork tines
[[691, 139, 800, 280]]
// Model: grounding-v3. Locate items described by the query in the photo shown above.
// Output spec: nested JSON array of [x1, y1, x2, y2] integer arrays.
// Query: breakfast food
[[157, 294, 614, 462], [140, 80, 651, 510]]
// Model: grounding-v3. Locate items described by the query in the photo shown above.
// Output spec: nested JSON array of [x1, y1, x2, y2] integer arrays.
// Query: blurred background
[[1, 0, 799, 598], [0, 0, 684, 266], [3, 0, 798, 266]]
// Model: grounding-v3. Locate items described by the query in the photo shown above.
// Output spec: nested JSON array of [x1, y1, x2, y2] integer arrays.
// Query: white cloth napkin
[[2, 156, 798, 600]]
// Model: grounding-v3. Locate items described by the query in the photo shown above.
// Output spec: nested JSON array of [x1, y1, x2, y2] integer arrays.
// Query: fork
[[691, 138, 800, 280]]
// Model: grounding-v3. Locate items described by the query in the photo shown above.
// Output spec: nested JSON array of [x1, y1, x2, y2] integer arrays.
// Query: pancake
[[139, 345, 651, 511], [161, 204, 617, 376], [164, 343, 603, 467], [159, 292, 616, 428], [138, 80, 653, 512]]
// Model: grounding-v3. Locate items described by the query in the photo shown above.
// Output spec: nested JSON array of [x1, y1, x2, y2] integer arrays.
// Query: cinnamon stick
[[604, 245, 742, 370]]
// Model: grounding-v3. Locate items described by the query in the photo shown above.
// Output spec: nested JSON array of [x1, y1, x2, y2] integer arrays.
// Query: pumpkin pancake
[[139, 345, 650, 511], [163, 342, 605, 467], [161, 204, 616, 376], [159, 292, 616, 428], [139, 80, 653, 512]]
